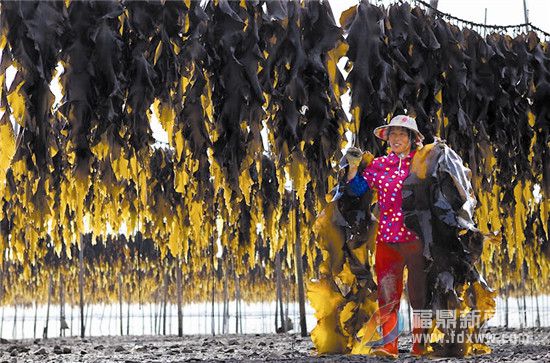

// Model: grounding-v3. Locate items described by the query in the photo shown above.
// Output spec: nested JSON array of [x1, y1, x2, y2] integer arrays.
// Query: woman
[[345, 115, 427, 358]]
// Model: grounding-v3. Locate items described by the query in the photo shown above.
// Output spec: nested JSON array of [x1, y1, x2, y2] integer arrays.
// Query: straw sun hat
[[373, 115, 425, 142]]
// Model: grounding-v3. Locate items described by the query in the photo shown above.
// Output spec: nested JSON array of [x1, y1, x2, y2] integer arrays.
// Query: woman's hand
[[345, 147, 362, 181]]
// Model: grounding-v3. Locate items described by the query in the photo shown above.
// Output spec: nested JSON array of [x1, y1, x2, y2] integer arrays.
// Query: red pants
[[375, 239, 427, 346]]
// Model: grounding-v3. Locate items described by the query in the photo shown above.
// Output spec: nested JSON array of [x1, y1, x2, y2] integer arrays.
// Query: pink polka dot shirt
[[354, 150, 419, 244]]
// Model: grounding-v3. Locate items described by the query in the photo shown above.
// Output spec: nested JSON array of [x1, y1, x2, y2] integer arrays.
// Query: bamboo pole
[[294, 195, 307, 337], [79, 234, 85, 338]]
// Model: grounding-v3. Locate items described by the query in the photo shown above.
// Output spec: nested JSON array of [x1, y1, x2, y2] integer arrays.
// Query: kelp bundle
[[307, 152, 379, 354], [308, 143, 496, 356]]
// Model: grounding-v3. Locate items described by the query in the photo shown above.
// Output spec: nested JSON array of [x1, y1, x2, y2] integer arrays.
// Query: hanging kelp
[[259, 0, 306, 159], [174, 0, 211, 199], [1, 0, 65, 262], [122, 1, 158, 153], [204, 0, 265, 196], [299, 0, 348, 199], [386, 4, 442, 136], [342, 2, 393, 152]]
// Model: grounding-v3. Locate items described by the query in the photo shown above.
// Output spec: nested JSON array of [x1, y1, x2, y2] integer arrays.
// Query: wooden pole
[[20, 304, 25, 340], [535, 293, 541, 328], [44, 272, 53, 339], [79, 234, 85, 338], [118, 273, 124, 335], [169, 300, 172, 335], [274, 279, 278, 331], [12, 304, 16, 339], [108, 303, 112, 336], [234, 269, 240, 334], [522, 0, 529, 32], [99, 303, 106, 335], [516, 293, 523, 329], [294, 195, 307, 337], [127, 287, 130, 335], [150, 302, 154, 335], [504, 287, 509, 328], [484, 8, 488, 37], [211, 269, 215, 336], [153, 292, 158, 335], [285, 284, 289, 332], [70, 294, 74, 336], [142, 301, 145, 335], [163, 269, 168, 335], [407, 287, 413, 332], [33, 300, 38, 339], [522, 289, 527, 328], [60, 275, 63, 337], [428, 0, 439, 16], [223, 261, 229, 334], [87, 303, 93, 337], [275, 251, 285, 332], [176, 257, 183, 337]]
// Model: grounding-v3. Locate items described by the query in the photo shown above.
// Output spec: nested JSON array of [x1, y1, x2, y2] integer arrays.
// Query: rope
[[409, 0, 550, 39]]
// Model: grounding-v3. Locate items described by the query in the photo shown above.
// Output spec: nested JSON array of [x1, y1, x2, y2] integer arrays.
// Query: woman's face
[[388, 126, 411, 155]]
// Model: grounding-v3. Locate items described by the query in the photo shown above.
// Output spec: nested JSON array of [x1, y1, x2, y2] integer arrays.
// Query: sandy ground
[[1, 327, 549, 362]]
